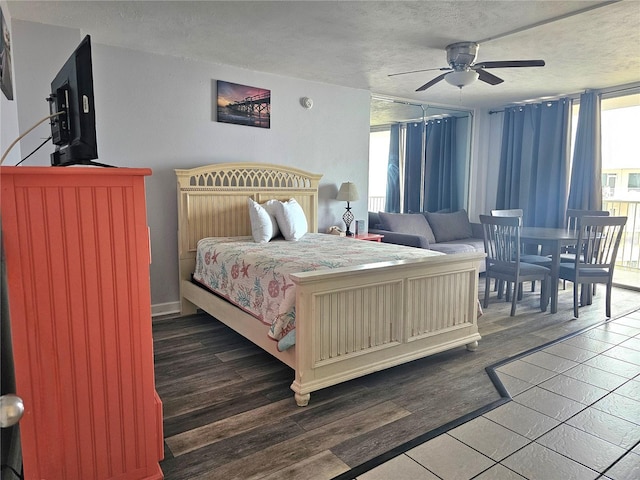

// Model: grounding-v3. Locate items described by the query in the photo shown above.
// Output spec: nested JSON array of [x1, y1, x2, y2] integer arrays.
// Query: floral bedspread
[[193, 233, 443, 350]]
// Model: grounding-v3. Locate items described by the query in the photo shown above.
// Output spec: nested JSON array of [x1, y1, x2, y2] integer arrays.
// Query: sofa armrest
[[471, 222, 483, 239], [369, 229, 430, 249]]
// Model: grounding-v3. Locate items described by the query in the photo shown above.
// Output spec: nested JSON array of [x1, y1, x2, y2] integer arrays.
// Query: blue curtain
[[404, 122, 423, 212], [568, 91, 602, 211], [423, 117, 458, 212], [496, 100, 571, 227], [385, 124, 401, 212]]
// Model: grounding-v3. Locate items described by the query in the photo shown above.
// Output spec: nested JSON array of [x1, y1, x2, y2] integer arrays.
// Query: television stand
[[56, 160, 116, 168]]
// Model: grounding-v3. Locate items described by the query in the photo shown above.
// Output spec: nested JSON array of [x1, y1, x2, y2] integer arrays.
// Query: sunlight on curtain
[[385, 124, 401, 213], [568, 91, 602, 211]]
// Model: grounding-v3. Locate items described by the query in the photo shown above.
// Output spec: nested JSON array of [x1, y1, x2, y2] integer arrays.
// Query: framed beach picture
[[1, 6, 14, 100], [216, 80, 270, 129]]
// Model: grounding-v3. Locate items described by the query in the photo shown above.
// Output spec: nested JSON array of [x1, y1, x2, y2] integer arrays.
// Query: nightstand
[[351, 233, 384, 242]]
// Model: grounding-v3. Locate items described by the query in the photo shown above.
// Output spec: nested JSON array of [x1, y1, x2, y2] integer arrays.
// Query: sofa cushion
[[378, 211, 436, 244], [428, 242, 476, 255], [368, 211, 383, 230], [437, 237, 485, 252], [425, 209, 473, 243]]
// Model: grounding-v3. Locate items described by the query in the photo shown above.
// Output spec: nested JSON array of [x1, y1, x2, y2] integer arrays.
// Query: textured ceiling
[[7, 1, 640, 111]]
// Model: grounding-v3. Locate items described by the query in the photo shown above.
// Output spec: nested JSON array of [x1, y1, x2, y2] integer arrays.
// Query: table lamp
[[336, 182, 359, 236]]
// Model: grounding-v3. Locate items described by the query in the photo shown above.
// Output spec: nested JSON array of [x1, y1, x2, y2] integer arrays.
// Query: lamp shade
[[336, 182, 359, 202], [445, 70, 479, 88]]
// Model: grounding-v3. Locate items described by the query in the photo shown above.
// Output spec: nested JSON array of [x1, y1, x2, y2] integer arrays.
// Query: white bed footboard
[[290, 253, 482, 405]]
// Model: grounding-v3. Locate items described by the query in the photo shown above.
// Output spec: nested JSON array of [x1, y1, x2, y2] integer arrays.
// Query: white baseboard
[[151, 301, 181, 318]]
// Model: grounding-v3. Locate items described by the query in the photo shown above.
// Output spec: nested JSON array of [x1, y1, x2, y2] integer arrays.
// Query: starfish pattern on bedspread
[[193, 233, 444, 350]]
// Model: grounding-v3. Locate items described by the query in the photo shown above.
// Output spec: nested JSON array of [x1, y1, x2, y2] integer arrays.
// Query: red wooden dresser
[[1, 166, 163, 479]]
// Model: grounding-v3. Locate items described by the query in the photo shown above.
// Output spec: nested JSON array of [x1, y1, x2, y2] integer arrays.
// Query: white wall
[[0, 3, 19, 164], [8, 20, 371, 313], [7, 20, 80, 165]]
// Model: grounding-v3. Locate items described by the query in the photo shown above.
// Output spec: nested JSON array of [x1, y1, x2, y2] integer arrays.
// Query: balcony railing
[[368, 196, 385, 213], [604, 199, 640, 271]]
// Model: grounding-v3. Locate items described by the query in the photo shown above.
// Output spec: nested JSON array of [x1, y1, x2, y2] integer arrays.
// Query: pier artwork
[[217, 80, 271, 128]]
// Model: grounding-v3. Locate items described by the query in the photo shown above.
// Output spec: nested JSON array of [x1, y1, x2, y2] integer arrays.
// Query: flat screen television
[[47, 35, 100, 166]]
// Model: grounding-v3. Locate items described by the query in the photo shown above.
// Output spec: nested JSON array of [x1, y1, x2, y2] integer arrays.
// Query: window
[[602, 173, 617, 198], [368, 129, 391, 212], [600, 94, 640, 200], [597, 92, 640, 286]]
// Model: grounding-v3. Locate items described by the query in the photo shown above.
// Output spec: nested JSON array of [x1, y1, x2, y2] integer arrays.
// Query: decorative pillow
[[378, 211, 436, 244], [425, 209, 473, 243], [248, 198, 280, 243], [274, 198, 308, 241]]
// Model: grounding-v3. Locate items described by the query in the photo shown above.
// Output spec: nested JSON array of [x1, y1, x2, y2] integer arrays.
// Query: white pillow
[[274, 198, 308, 241], [248, 198, 280, 243]]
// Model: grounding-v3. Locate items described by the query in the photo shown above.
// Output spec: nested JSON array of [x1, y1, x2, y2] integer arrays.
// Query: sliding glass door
[[599, 93, 640, 289]]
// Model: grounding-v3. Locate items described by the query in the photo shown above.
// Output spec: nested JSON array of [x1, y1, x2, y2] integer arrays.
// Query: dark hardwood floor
[[154, 279, 640, 479]]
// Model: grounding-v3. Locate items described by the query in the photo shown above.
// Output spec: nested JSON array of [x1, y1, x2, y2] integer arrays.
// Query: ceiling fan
[[389, 41, 545, 92]]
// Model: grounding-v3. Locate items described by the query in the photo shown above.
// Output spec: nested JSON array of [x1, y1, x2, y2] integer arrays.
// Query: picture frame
[[1, 6, 14, 100], [216, 80, 270, 129]]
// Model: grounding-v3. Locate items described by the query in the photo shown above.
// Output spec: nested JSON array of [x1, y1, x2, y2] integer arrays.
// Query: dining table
[[520, 226, 579, 314]]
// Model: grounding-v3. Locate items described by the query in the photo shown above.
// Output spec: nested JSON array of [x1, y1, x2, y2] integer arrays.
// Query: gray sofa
[[368, 210, 486, 272]]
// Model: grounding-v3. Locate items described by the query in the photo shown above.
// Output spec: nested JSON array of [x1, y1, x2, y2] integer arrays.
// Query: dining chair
[[561, 209, 610, 262], [490, 209, 552, 297], [480, 215, 550, 316], [558, 215, 627, 318], [490, 209, 524, 218], [560, 209, 610, 292]]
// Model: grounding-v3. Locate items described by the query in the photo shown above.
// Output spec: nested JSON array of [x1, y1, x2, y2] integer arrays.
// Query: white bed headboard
[[176, 162, 323, 283]]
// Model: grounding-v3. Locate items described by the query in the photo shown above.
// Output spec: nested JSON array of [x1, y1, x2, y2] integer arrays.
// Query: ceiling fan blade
[[477, 69, 504, 85], [473, 60, 545, 69], [416, 73, 448, 92], [388, 67, 450, 77]]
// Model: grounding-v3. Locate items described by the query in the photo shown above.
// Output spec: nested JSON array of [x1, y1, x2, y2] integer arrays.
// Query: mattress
[[193, 233, 443, 350]]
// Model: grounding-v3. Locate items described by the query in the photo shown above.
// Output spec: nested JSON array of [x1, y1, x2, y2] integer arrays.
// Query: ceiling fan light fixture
[[445, 70, 479, 88]]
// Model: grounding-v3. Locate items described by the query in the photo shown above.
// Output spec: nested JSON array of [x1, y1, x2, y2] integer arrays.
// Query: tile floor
[[355, 310, 640, 480]]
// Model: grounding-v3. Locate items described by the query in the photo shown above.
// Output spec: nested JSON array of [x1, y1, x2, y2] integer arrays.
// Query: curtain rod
[[371, 95, 474, 115], [488, 84, 640, 114]]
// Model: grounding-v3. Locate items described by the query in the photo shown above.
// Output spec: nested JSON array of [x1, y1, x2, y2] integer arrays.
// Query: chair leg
[[580, 283, 593, 306], [510, 286, 518, 316], [484, 275, 491, 309], [573, 282, 580, 318], [517, 283, 523, 301], [531, 280, 536, 292], [505, 281, 511, 302], [606, 283, 612, 318], [539, 277, 548, 312]]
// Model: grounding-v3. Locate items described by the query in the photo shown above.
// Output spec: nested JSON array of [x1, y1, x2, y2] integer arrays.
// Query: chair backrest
[[491, 209, 524, 218], [575, 216, 627, 272], [566, 209, 609, 233], [480, 214, 521, 267]]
